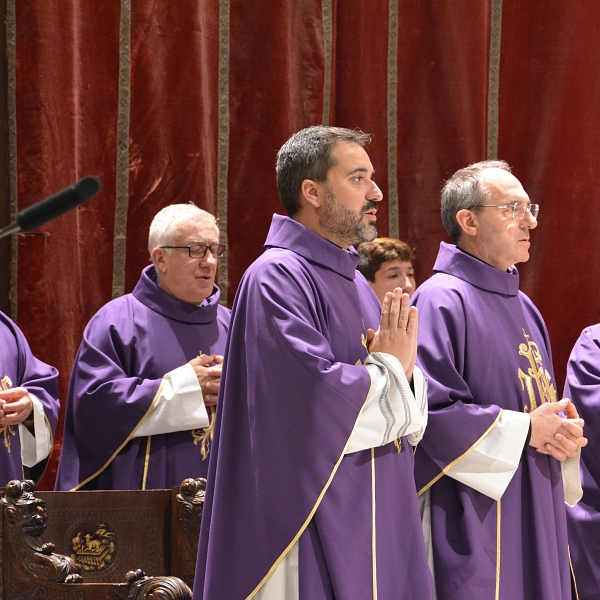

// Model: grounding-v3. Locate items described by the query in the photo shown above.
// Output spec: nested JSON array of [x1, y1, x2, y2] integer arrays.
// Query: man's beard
[[320, 186, 378, 247]]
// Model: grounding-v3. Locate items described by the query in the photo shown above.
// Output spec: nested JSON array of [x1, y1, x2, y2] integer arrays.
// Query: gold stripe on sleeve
[[69, 381, 165, 491], [417, 409, 504, 497]]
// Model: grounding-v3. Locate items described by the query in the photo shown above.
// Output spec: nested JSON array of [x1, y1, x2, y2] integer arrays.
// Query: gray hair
[[148, 203, 218, 257], [276, 125, 372, 217], [441, 160, 512, 243]]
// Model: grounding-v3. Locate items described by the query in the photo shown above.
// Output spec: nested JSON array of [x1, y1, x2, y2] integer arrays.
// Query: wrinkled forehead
[[480, 168, 530, 203], [173, 218, 219, 243]]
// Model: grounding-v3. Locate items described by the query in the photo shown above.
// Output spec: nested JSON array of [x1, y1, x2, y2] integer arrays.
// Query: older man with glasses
[[56, 203, 230, 491], [412, 160, 587, 600]]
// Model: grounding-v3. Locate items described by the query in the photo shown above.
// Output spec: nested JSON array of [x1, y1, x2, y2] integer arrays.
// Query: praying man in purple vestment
[[55, 203, 230, 491], [194, 126, 435, 600], [412, 160, 588, 600], [0, 310, 60, 485], [563, 324, 600, 599]]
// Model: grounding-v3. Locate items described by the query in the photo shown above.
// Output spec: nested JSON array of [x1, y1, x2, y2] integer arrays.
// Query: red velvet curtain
[[8, 0, 600, 489]]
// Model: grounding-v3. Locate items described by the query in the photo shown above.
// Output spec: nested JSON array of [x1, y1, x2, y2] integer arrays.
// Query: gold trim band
[[371, 447, 378, 599], [495, 499, 501, 600], [247, 371, 375, 599], [569, 546, 580, 600], [417, 409, 504, 497], [141, 435, 152, 490], [69, 381, 165, 491]]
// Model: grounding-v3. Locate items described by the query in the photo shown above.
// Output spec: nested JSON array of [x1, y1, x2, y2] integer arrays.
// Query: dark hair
[[441, 160, 512, 243], [276, 126, 372, 217], [357, 237, 415, 282]]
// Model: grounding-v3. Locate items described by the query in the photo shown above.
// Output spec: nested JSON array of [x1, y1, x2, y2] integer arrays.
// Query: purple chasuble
[[564, 324, 600, 599], [194, 215, 434, 600], [0, 311, 59, 485], [412, 242, 571, 600], [55, 265, 230, 491]]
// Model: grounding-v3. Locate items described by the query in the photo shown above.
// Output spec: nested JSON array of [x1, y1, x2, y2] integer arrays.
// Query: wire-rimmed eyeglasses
[[471, 202, 539, 221], [160, 244, 226, 258]]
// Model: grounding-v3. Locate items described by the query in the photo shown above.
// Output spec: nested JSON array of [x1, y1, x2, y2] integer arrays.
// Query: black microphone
[[0, 175, 101, 239]]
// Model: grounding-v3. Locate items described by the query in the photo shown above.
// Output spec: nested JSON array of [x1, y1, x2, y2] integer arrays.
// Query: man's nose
[[402, 276, 415, 294], [369, 181, 383, 203], [523, 210, 537, 229], [201, 249, 218, 264]]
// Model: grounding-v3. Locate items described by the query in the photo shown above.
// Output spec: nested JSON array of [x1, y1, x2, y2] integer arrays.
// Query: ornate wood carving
[[124, 570, 192, 600], [38, 489, 172, 582], [175, 478, 205, 559], [1, 480, 83, 585], [0, 480, 199, 599]]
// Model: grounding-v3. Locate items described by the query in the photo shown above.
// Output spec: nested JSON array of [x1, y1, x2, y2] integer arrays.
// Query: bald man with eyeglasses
[[412, 160, 587, 600], [56, 203, 230, 491]]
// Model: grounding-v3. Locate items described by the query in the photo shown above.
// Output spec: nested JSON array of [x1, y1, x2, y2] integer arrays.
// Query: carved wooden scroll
[[1, 480, 194, 600], [1, 479, 83, 585], [125, 569, 192, 600], [176, 477, 206, 558]]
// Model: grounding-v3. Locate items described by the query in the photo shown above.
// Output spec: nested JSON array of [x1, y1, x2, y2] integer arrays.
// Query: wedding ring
[[399, 326, 407, 330]]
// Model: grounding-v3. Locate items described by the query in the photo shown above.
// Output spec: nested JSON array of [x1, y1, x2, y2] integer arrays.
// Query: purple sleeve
[[412, 283, 502, 485], [564, 326, 600, 491], [12, 323, 60, 433], [66, 303, 163, 468]]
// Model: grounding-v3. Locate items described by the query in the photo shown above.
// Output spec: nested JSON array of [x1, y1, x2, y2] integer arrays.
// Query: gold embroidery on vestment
[[0, 375, 16, 451], [518, 329, 557, 413], [193, 406, 215, 460], [361, 332, 369, 352]]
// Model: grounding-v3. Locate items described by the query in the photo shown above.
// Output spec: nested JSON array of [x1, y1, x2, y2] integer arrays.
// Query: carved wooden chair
[[0, 477, 205, 600]]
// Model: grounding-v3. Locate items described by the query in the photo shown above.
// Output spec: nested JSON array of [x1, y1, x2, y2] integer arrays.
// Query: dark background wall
[[2, 0, 598, 489]]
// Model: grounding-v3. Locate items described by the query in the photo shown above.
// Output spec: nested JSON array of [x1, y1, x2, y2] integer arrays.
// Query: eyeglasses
[[160, 244, 226, 258], [471, 202, 539, 221]]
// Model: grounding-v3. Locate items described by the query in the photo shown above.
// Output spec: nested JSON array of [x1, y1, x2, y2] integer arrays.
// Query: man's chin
[[355, 224, 378, 245]]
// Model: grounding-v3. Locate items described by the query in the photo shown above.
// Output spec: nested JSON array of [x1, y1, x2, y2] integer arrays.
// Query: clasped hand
[[0, 387, 34, 426], [188, 353, 223, 406], [529, 398, 588, 461], [366, 288, 418, 379]]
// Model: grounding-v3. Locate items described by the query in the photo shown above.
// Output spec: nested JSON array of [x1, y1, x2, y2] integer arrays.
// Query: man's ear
[[151, 247, 168, 273], [455, 208, 479, 238], [300, 179, 323, 210]]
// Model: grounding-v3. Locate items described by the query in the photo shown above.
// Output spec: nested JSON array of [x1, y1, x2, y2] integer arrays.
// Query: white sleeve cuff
[[562, 449, 583, 507], [445, 409, 530, 501], [19, 394, 52, 468], [345, 353, 427, 455], [133, 363, 209, 438]]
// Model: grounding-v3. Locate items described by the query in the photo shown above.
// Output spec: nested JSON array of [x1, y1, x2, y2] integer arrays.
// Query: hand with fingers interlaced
[[188, 353, 223, 406], [365, 287, 418, 379], [0, 387, 34, 426]]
